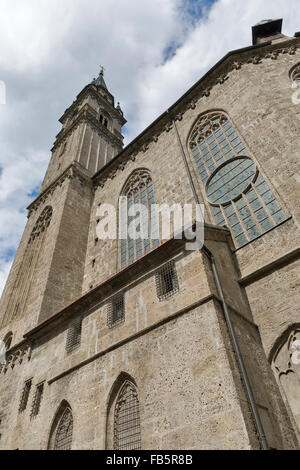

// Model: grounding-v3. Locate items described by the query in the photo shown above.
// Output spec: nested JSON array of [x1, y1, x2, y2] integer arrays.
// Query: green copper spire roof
[[92, 67, 108, 90]]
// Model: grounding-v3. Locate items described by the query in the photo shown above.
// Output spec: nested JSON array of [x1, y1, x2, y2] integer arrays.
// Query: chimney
[[252, 18, 285, 45]]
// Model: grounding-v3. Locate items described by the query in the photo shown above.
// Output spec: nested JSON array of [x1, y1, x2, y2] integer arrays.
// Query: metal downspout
[[171, 115, 269, 450]]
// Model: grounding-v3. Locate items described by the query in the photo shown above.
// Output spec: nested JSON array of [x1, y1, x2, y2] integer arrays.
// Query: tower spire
[[92, 65, 108, 90]]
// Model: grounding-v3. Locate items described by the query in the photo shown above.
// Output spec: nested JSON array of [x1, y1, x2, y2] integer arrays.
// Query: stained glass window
[[189, 112, 287, 247], [54, 407, 73, 451], [120, 170, 159, 267], [114, 381, 141, 450]]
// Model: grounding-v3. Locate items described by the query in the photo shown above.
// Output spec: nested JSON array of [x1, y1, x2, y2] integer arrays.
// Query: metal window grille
[[19, 379, 32, 413], [30, 382, 44, 419], [189, 112, 287, 247], [155, 261, 179, 301], [114, 382, 141, 450], [54, 407, 73, 451], [66, 317, 82, 353], [107, 293, 125, 328]]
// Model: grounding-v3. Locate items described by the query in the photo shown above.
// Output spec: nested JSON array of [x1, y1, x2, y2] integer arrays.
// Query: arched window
[[48, 402, 73, 450], [3, 332, 12, 351], [270, 325, 300, 433], [99, 111, 110, 129], [1, 206, 53, 328], [114, 381, 141, 450], [120, 170, 159, 267], [188, 111, 287, 247], [291, 64, 300, 86]]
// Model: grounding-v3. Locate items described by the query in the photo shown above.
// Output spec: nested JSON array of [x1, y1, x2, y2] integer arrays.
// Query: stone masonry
[[0, 20, 299, 450]]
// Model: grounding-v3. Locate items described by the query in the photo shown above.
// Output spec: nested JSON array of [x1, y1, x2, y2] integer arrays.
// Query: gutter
[[172, 115, 269, 450]]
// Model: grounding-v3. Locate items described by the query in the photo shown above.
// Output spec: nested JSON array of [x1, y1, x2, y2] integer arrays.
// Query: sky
[[0, 0, 299, 295]]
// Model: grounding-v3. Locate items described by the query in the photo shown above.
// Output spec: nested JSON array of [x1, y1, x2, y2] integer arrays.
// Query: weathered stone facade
[[0, 21, 299, 450]]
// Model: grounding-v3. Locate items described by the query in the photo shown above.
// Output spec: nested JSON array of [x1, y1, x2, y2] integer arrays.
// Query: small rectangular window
[[66, 317, 82, 353], [30, 382, 44, 419], [107, 293, 125, 328], [155, 260, 179, 301], [19, 379, 32, 413]]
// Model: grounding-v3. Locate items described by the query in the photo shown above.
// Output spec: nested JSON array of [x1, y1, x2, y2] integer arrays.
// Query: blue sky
[[0, 0, 299, 295]]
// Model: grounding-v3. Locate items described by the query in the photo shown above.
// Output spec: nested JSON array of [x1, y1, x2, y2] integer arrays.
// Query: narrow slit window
[[19, 379, 32, 413], [31, 382, 44, 419]]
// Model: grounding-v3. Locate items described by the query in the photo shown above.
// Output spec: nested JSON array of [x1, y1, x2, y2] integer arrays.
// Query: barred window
[[120, 170, 159, 267], [66, 317, 82, 353], [108, 293, 125, 328], [54, 407, 73, 451], [30, 382, 44, 419], [189, 112, 288, 247], [114, 381, 141, 450], [19, 379, 32, 413], [155, 261, 179, 301]]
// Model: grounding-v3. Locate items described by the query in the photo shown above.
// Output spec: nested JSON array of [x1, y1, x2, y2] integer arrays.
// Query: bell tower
[[40, 68, 126, 192], [0, 69, 126, 339]]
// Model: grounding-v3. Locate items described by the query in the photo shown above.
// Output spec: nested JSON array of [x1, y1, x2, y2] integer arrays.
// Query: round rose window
[[206, 157, 256, 205]]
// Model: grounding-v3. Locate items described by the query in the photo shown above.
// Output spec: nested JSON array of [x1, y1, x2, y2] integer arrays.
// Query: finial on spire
[[92, 66, 108, 90]]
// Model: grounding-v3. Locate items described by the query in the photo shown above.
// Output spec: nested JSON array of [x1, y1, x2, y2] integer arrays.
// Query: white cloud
[[0, 259, 12, 295], [0, 0, 299, 296]]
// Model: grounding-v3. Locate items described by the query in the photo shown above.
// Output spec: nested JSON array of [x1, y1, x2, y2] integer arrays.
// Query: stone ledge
[[239, 246, 300, 286]]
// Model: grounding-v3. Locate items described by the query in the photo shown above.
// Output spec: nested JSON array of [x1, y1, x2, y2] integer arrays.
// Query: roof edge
[[92, 40, 275, 181]]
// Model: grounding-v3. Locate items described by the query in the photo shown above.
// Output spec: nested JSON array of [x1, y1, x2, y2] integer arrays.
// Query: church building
[[0, 19, 299, 450]]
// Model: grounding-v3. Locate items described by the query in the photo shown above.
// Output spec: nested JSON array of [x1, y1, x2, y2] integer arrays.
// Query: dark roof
[[252, 18, 283, 45], [92, 70, 108, 90]]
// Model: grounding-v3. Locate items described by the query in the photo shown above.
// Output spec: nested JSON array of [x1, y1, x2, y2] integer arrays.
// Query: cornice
[[23, 224, 229, 341], [52, 103, 123, 153], [92, 37, 300, 190], [27, 162, 92, 218]]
